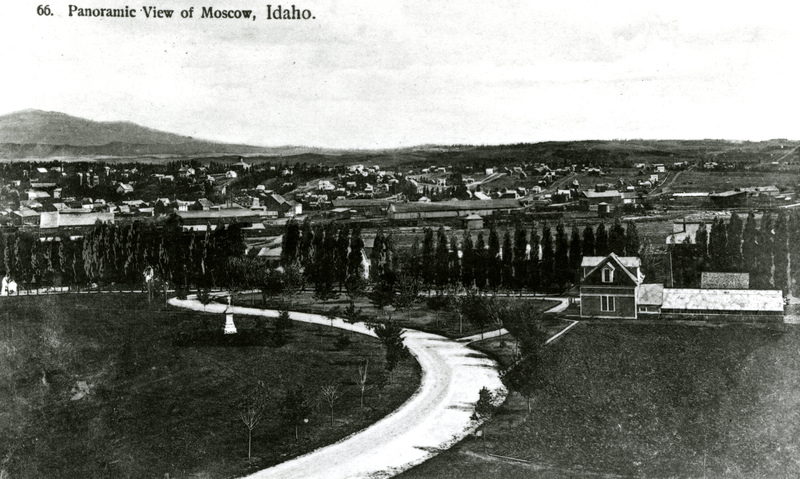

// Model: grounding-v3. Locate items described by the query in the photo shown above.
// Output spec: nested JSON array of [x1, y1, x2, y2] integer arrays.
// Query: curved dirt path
[[168, 297, 506, 479]]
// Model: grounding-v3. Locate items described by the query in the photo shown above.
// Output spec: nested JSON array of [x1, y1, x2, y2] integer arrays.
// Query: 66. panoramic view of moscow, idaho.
[[2, 1, 800, 478]]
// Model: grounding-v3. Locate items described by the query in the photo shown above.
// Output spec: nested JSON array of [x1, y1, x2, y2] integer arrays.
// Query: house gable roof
[[581, 254, 641, 269], [582, 253, 641, 284]]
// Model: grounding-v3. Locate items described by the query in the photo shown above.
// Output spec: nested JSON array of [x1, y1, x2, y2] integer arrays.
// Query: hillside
[[0, 109, 275, 158], [2, 109, 797, 164]]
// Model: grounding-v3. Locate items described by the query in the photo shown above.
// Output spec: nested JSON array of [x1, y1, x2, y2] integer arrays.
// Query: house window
[[601, 295, 615, 312], [602, 266, 614, 283]]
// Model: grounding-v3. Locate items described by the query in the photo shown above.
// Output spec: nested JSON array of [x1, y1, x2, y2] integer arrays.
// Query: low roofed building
[[700, 272, 749, 289], [660, 289, 783, 319], [388, 198, 522, 221]]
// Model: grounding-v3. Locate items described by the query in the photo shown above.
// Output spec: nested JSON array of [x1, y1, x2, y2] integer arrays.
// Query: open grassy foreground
[[0, 294, 420, 479], [399, 322, 800, 478]]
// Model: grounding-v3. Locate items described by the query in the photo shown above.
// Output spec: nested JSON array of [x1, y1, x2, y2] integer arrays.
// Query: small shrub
[[274, 311, 292, 347], [426, 294, 448, 311], [334, 334, 351, 351]]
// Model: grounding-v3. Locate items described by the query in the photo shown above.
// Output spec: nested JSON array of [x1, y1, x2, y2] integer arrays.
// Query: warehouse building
[[387, 199, 522, 221]]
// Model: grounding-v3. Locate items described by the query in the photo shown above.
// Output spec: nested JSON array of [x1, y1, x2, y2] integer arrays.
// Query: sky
[[1, 1, 799, 148]]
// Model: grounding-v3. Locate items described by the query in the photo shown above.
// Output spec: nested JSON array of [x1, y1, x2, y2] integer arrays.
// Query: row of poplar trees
[[0, 216, 246, 290], [280, 218, 642, 294], [672, 210, 800, 293], [280, 219, 371, 299], [401, 218, 641, 292]]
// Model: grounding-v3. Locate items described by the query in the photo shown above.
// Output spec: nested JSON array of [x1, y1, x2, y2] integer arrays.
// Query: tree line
[[403, 218, 641, 293], [0, 216, 246, 291], [671, 210, 800, 293], [279, 217, 642, 297]]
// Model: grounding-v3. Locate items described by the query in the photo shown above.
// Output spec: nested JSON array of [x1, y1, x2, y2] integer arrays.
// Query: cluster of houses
[[4, 191, 300, 236], [288, 164, 402, 209]]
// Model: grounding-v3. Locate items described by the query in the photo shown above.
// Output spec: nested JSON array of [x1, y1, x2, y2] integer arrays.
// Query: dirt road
[[169, 297, 506, 479]]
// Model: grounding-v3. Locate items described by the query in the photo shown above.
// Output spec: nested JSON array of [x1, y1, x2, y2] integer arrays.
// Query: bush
[[334, 334, 352, 351], [274, 310, 292, 347], [426, 294, 448, 311]]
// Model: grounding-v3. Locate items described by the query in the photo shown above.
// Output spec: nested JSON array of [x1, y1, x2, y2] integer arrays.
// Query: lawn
[[237, 292, 560, 340], [0, 293, 420, 479], [399, 321, 800, 478]]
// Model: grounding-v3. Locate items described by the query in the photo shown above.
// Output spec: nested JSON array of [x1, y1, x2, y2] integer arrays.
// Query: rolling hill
[[0, 109, 276, 158]]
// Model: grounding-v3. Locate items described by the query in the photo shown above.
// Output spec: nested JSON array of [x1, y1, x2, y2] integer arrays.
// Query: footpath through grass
[[0, 293, 420, 479], [400, 321, 800, 478]]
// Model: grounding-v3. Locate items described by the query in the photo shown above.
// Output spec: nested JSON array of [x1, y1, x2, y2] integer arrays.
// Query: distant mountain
[[0, 109, 277, 158]]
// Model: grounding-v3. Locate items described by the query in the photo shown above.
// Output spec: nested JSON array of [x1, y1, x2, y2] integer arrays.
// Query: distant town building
[[388, 199, 522, 221]]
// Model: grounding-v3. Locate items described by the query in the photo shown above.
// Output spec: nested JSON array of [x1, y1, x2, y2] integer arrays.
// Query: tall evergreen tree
[[348, 227, 365, 279], [754, 214, 774, 289], [0, 233, 5, 277], [82, 236, 94, 284], [540, 223, 554, 290], [313, 223, 339, 299], [790, 210, 800, 295], [475, 232, 487, 290], [487, 226, 502, 290], [774, 212, 790, 293], [513, 223, 528, 289], [407, 237, 422, 282], [569, 227, 582, 283], [608, 219, 626, 256], [4, 233, 14, 279], [695, 223, 709, 269], [335, 227, 350, 289], [582, 225, 595, 257], [371, 229, 386, 278], [449, 235, 461, 285], [30, 239, 40, 288], [281, 219, 301, 266], [742, 212, 758, 277], [554, 223, 569, 287], [421, 227, 435, 287], [461, 231, 474, 288], [625, 221, 641, 257], [113, 225, 125, 280], [595, 223, 609, 256], [502, 230, 513, 289], [298, 219, 314, 268], [726, 212, 743, 272], [58, 238, 68, 276], [709, 217, 728, 272], [528, 224, 540, 291], [384, 232, 397, 275], [435, 226, 450, 289]]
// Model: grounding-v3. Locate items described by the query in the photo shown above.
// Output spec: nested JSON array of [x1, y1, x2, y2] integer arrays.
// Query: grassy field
[[0, 294, 420, 479], [666, 170, 800, 193], [399, 321, 800, 478], [238, 292, 560, 339]]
